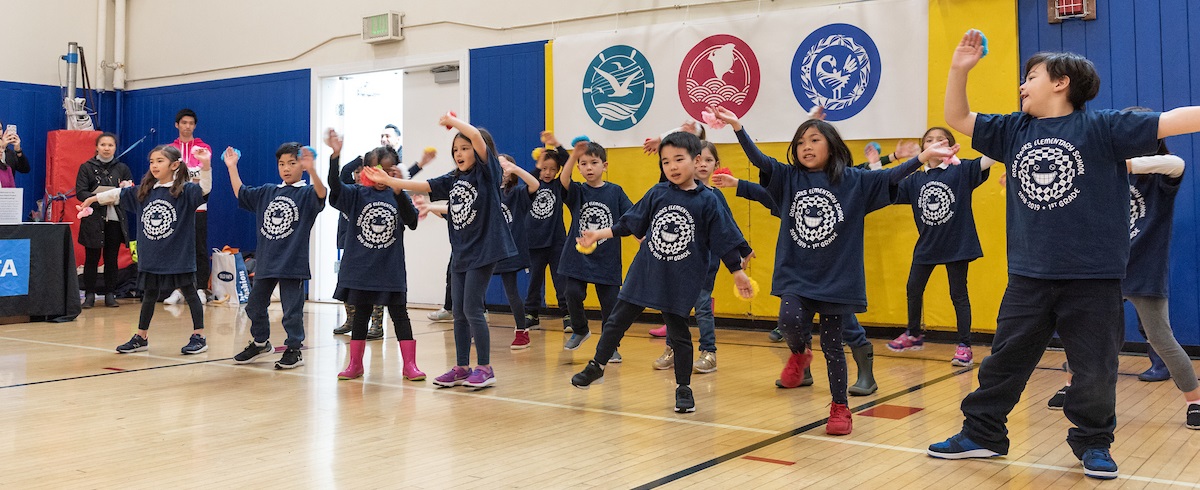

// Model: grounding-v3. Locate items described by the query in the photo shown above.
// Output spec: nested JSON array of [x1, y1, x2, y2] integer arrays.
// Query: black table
[[0, 223, 81, 322]]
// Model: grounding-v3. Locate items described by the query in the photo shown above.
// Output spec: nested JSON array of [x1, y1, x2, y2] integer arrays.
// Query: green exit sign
[[362, 12, 403, 44]]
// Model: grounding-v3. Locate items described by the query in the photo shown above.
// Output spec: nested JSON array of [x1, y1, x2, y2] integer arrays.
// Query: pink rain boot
[[399, 339, 426, 381], [338, 340, 366, 380]]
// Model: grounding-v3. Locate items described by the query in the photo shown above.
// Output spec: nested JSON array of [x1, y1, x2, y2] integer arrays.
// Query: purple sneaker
[[951, 344, 974, 367], [432, 366, 471, 387], [463, 366, 495, 388]]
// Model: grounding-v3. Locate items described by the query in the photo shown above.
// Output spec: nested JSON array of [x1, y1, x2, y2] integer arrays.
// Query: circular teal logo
[[582, 45, 655, 131]]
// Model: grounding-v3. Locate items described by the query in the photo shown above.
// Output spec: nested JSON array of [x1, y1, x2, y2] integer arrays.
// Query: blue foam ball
[[302, 145, 317, 158], [570, 135, 591, 147], [979, 30, 989, 58], [866, 142, 882, 154]]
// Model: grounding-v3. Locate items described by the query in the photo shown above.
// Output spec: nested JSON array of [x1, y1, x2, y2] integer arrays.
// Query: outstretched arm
[[500, 157, 540, 193], [1158, 107, 1200, 139], [560, 140, 586, 189], [1127, 154, 1185, 177], [361, 166, 432, 193], [299, 147, 327, 199], [945, 30, 985, 136], [223, 147, 244, 198], [439, 113, 488, 159]]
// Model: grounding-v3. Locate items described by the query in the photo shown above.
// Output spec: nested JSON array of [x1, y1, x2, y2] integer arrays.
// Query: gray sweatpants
[[1128, 296, 1199, 393]]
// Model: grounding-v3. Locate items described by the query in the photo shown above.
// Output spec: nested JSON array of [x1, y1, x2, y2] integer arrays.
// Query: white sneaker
[[197, 290, 207, 305], [164, 289, 184, 305], [427, 308, 453, 322]]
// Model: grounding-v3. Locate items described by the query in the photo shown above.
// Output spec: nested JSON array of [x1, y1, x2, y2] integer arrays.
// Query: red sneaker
[[511, 330, 531, 350], [826, 403, 853, 435], [776, 350, 813, 388]]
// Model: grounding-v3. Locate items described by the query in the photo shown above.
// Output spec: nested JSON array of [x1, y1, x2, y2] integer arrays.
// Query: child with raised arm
[[558, 139, 632, 358], [227, 143, 326, 369], [77, 145, 213, 354], [494, 155, 540, 348], [712, 105, 956, 435], [888, 127, 996, 366], [524, 132, 571, 331], [926, 31, 1200, 480], [375, 114, 517, 388], [570, 131, 754, 413], [326, 134, 424, 381]]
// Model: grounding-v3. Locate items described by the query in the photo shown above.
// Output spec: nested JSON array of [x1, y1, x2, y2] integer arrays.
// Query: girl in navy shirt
[[78, 145, 212, 355], [571, 131, 754, 413], [496, 155, 540, 349], [524, 133, 571, 331], [384, 114, 517, 389], [329, 140, 423, 381], [558, 140, 632, 356], [889, 127, 996, 367], [711, 106, 957, 435]]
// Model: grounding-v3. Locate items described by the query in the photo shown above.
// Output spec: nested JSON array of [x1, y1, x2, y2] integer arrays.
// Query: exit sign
[[362, 12, 403, 44]]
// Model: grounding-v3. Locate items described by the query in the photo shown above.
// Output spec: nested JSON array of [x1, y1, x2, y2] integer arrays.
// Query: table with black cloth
[[0, 223, 81, 322]]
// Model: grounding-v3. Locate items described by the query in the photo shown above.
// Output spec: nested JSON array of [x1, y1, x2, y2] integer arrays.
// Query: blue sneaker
[[563, 331, 591, 351], [181, 334, 208, 355], [1080, 448, 1118, 480], [116, 334, 148, 353], [927, 432, 1002, 459]]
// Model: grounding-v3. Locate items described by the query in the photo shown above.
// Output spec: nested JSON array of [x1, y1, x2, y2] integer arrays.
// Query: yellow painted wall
[[545, 0, 1019, 333]]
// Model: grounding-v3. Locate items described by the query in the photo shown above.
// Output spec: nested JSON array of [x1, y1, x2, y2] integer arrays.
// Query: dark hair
[[699, 140, 720, 163], [365, 145, 401, 169], [660, 132, 702, 159], [919, 127, 956, 150], [1024, 52, 1100, 110], [275, 142, 302, 161], [581, 142, 607, 162], [1123, 106, 1169, 155], [175, 108, 197, 124], [383, 124, 401, 136], [539, 148, 562, 167], [137, 145, 187, 201], [499, 153, 519, 189], [450, 128, 496, 165], [786, 119, 852, 185], [96, 131, 118, 146]]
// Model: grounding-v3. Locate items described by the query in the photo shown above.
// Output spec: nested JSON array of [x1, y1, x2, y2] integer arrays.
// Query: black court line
[[632, 365, 976, 490], [0, 356, 236, 390]]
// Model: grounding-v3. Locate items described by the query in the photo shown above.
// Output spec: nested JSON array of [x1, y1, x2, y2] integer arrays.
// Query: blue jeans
[[961, 275, 1122, 458], [451, 263, 495, 366], [694, 289, 716, 352], [246, 278, 306, 349], [499, 271, 526, 330]]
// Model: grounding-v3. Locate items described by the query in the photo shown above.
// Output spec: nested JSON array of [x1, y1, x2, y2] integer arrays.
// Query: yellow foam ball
[[532, 147, 543, 161], [423, 146, 437, 154], [576, 242, 597, 255], [733, 277, 760, 301]]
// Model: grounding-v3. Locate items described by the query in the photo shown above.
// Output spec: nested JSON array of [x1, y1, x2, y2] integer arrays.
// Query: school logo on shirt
[[678, 34, 760, 122], [649, 205, 695, 262], [141, 199, 178, 240], [261, 196, 300, 240], [578, 201, 614, 245], [1129, 184, 1146, 239], [356, 201, 397, 249], [917, 181, 956, 226], [448, 181, 479, 230], [789, 188, 844, 249], [582, 45, 655, 131], [501, 202, 513, 224], [530, 187, 556, 220], [791, 23, 881, 121], [1012, 138, 1084, 211]]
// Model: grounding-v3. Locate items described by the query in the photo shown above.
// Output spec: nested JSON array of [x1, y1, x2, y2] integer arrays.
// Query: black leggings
[[82, 220, 124, 293], [350, 298, 413, 341], [563, 277, 618, 335], [140, 283, 204, 331], [594, 300, 693, 385], [906, 260, 972, 345], [499, 272, 527, 330], [778, 295, 848, 405]]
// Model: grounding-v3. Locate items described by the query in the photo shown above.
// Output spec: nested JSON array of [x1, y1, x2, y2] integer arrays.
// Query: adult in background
[[0, 119, 30, 189], [75, 132, 134, 308], [166, 108, 213, 304]]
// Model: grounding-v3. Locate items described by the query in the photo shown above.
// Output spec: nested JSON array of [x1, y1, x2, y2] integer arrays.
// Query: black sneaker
[[563, 314, 573, 333], [116, 334, 148, 353], [333, 323, 352, 335], [181, 333, 208, 355], [1187, 404, 1200, 429], [525, 314, 540, 329], [234, 340, 273, 364], [571, 360, 605, 389], [675, 385, 696, 413], [366, 325, 385, 340], [275, 348, 304, 370], [1048, 385, 1068, 411]]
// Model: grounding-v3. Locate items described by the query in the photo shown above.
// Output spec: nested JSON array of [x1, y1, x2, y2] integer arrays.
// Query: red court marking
[[858, 404, 923, 420], [102, 367, 126, 371], [742, 456, 795, 466]]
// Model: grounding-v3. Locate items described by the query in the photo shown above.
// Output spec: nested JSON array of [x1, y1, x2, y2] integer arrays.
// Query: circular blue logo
[[582, 45, 655, 131], [791, 24, 881, 121]]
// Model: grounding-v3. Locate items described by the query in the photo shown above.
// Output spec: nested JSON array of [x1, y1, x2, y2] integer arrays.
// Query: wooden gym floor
[[2, 300, 1199, 488]]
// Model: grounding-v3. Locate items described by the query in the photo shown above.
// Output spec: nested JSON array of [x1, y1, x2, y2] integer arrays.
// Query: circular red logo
[[677, 34, 761, 122]]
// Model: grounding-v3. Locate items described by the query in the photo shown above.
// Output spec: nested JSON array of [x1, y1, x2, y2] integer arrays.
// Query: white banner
[[552, 0, 928, 147]]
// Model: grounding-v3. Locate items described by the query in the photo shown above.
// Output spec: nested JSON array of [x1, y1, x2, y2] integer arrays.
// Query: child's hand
[[732, 270, 756, 300], [864, 144, 880, 164], [191, 146, 212, 164], [418, 147, 436, 168], [709, 105, 742, 132], [680, 119, 699, 136], [894, 140, 921, 160], [119, 180, 134, 188], [808, 105, 826, 121], [361, 165, 391, 184], [576, 230, 600, 249], [438, 112, 460, 129], [223, 147, 240, 167], [498, 156, 517, 173], [324, 128, 343, 154], [710, 173, 739, 188], [540, 131, 560, 148], [412, 194, 430, 219], [917, 140, 960, 164], [298, 146, 317, 172], [740, 250, 756, 271], [642, 137, 660, 155], [951, 29, 985, 72], [573, 139, 589, 154]]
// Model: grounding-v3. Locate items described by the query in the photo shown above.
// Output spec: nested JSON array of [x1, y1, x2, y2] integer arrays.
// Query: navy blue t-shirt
[[895, 158, 990, 265], [614, 182, 746, 316], [1123, 172, 1182, 297], [331, 182, 418, 292], [973, 110, 1160, 279], [737, 128, 915, 308], [494, 182, 533, 274], [118, 183, 203, 274], [238, 183, 326, 279], [526, 178, 567, 249], [558, 181, 633, 286], [427, 149, 518, 273]]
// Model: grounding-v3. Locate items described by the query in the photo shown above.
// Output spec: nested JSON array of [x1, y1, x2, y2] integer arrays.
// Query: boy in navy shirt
[[571, 131, 754, 413], [558, 139, 632, 356], [928, 31, 1200, 480], [524, 133, 571, 331], [227, 143, 327, 369]]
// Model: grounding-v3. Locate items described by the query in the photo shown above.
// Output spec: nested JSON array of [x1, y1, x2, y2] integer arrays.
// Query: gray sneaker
[[609, 350, 623, 363], [564, 331, 591, 351], [653, 346, 674, 370], [427, 308, 453, 322], [693, 351, 717, 373]]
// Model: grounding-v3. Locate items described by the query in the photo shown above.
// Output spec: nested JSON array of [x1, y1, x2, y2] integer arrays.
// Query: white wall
[[2, 0, 101, 86]]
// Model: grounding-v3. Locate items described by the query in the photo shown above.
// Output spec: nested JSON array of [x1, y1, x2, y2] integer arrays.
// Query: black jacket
[[75, 156, 134, 248]]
